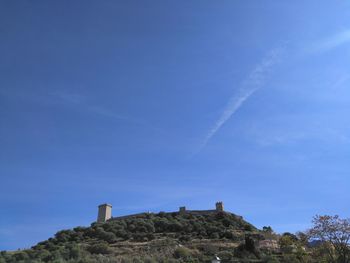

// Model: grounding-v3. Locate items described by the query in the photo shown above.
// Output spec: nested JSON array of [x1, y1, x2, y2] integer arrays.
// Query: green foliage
[[173, 247, 195, 261], [262, 255, 281, 263], [308, 214, 350, 263], [87, 242, 112, 255], [263, 226, 273, 233], [0, 211, 257, 262], [217, 250, 235, 260]]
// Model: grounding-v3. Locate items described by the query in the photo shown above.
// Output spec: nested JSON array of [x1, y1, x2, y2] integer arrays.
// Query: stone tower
[[179, 206, 186, 214], [97, 203, 112, 223], [216, 201, 224, 212]]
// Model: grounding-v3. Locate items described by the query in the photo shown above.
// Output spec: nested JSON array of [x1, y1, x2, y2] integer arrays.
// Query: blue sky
[[1, 0, 350, 250]]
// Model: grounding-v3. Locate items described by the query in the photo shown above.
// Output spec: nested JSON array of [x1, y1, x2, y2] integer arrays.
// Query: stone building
[[216, 201, 224, 212], [97, 203, 112, 223], [179, 206, 186, 214]]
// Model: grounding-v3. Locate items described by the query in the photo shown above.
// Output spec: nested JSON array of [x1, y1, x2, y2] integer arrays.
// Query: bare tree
[[308, 215, 350, 263]]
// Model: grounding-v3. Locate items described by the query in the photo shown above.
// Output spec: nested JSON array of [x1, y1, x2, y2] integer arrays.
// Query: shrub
[[13, 251, 30, 261], [174, 247, 192, 259], [245, 236, 256, 252], [218, 250, 234, 260], [144, 257, 158, 263], [87, 242, 112, 254], [244, 224, 253, 231], [262, 255, 281, 263]]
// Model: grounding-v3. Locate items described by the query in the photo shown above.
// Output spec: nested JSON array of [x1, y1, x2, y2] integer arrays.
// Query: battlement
[[176, 201, 224, 214], [97, 202, 226, 223]]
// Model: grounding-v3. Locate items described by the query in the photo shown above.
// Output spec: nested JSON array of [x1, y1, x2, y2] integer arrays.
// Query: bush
[[262, 255, 281, 263], [101, 231, 118, 243], [245, 236, 256, 252], [0, 211, 260, 262], [13, 251, 30, 261], [244, 224, 253, 231], [87, 242, 112, 254], [144, 257, 158, 263], [174, 247, 192, 259], [218, 250, 234, 260], [67, 244, 81, 259]]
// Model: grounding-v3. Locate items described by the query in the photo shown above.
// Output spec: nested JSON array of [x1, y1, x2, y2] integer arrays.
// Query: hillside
[[0, 210, 272, 263]]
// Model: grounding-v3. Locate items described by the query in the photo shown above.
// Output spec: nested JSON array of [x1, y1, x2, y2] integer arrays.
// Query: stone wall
[[98, 202, 226, 222]]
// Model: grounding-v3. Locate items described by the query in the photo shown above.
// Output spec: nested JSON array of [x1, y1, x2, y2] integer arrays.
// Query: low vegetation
[[1, 212, 350, 263]]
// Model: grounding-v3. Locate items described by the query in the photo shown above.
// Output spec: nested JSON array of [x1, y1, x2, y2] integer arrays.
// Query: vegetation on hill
[[0, 211, 258, 262], [1, 212, 350, 263]]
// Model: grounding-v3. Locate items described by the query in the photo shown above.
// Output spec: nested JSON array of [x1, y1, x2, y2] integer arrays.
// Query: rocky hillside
[[0, 211, 277, 263]]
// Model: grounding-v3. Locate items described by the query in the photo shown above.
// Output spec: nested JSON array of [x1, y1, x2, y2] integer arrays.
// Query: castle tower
[[97, 203, 112, 223], [179, 206, 186, 214], [215, 201, 224, 212]]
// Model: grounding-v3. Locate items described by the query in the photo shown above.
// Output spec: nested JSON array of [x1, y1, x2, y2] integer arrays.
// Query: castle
[[97, 201, 225, 223]]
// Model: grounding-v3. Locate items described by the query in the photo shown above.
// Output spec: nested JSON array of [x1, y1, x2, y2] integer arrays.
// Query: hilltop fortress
[[97, 201, 225, 223]]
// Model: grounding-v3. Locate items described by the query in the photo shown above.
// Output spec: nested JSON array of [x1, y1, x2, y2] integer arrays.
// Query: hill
[[0, 210, 271, 263]]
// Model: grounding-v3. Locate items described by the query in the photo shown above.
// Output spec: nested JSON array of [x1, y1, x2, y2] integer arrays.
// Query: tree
[[308, 215, 350, 263], [262, 226, 278, 240], [263, 226, 273, 233]]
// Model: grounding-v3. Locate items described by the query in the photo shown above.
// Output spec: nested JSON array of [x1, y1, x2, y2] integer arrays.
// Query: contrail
[[194, 47, 284, 155]]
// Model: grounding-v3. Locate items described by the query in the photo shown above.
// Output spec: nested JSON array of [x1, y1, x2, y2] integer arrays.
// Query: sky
[[1, 0, 350, 250]]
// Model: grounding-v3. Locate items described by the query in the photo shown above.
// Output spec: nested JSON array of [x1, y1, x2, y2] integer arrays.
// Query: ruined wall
[[98, 202, 226, 223]]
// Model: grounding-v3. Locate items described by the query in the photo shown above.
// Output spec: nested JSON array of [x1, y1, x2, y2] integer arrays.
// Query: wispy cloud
[[253, 125, 350, 147], [52, 91, 136, 122], [308, 29, 350, 53], [256, 132, 307, 147], [194, 47, 284, 154], [87, 105, 129, 121]]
